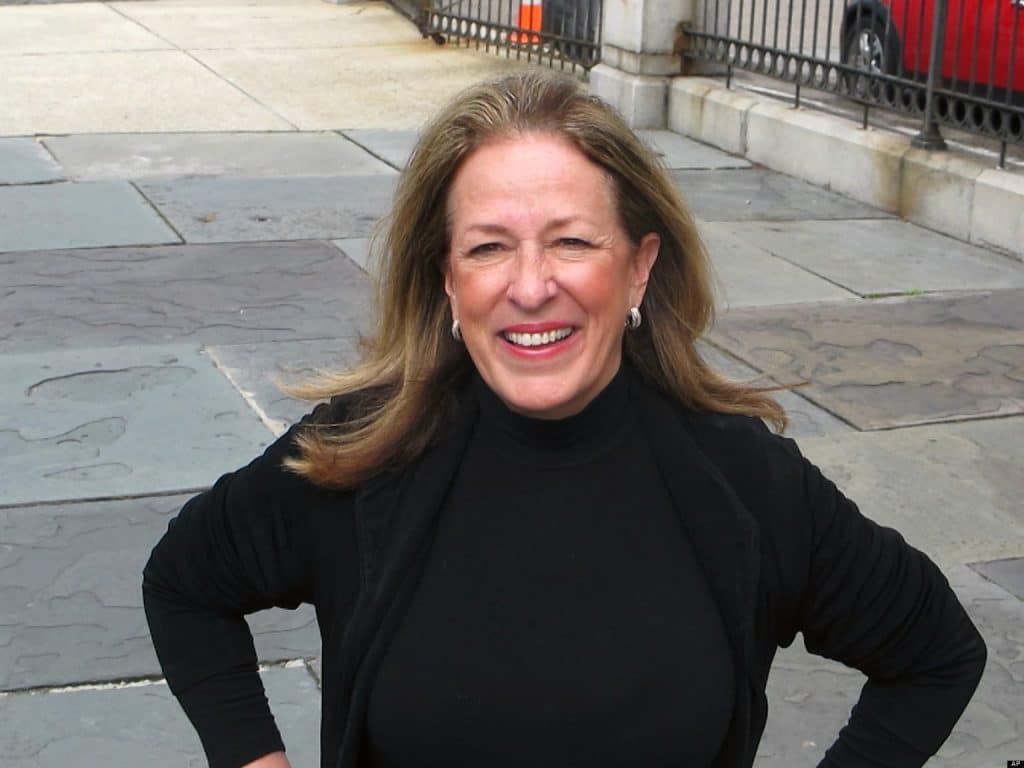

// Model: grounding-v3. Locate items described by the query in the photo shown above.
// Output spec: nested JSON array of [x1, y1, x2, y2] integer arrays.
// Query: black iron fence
[[389, 0, 603, 71], [685, 0, 1024, 164]]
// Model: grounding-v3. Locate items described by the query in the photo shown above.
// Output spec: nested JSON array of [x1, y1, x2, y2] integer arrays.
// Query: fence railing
[[685, 0, 1024, 164], [388, 0, 603, 71]]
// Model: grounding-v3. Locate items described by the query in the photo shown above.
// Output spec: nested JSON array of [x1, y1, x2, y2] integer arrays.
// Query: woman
[[143, 72, 986, 768]]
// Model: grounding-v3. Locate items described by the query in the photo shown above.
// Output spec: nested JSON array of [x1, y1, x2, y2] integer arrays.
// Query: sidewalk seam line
[[749, 242, 872, 299], [33, 135, 66, 175], [0, 487, 209, 512], [336, 131, 402, 172], [128, 180, 186, 245], [102, 1, 300, 131], [204, 345, 288, 437]]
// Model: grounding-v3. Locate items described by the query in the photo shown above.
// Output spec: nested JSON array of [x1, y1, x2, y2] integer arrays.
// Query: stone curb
[[668, 76, 1024, 259]]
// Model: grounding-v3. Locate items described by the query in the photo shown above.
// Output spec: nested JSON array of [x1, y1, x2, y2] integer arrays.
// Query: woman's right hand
[[243, 751, 291, 768]]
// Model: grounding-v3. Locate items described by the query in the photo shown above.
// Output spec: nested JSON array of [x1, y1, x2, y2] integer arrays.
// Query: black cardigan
[[143, 368, 986, 768]]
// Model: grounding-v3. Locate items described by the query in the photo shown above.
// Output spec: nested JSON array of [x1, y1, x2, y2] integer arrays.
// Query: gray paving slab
[[0, 181, 180, 253], [0, 137, 64, 184], [42, 131, 396, 180], [710, 289, 1024, 430], [971, 558, 1024, 601], [699, 220, 860, 308], [758, 636, 864, 767], [698, 342, 855, 438], [341, 129, 419, 170], [207, 337, 361, 434], [797, 416, 1024, 570], [940, 566, 1024, 767], [136, 175, 395, 243], [0, 495, 320, 691], [672, 168, 889, 221], [725, 219, 1024, 297], [637, 129, 751, 170], [0, 241, 373, 353], [0, 665, 320, 767], [0, 344, 273, 505], [759, 566, 1024, 767], [332, 236, 371, 272]]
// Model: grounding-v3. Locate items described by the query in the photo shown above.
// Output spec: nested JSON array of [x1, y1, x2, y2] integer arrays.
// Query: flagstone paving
[[136, 175, 396, 243], [341, 129, 419, 171], [710, 289, 1024, 430], [332, 237, 372, 272], [638, 129, 752, 170], [2, 0, 1022, 762], [0, 665, 321, 768], [0, 344, 273, 505], [724, 219, 1024, 297], [0, 137, 63, 184], [0, 495, 319, 691], [971, 557, 1024, 601], [798, 416, 1024, 570], [699, 220, 860, 308], [0, 241, 372, 353], [672, 168, 891, 221], [0, 181, 179, 253], [699, 342, 855, 437], [42, 132, 395, 181], [206, 337, 361, 433]]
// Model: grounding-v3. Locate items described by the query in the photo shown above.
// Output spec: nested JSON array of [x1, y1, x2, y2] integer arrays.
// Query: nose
[[506, 244, 556, 310]]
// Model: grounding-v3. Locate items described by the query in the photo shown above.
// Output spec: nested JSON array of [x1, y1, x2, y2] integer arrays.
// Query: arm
[[143, 408, 338, 768], [244, 752, 291, 768], [788, 445, 987, 767]]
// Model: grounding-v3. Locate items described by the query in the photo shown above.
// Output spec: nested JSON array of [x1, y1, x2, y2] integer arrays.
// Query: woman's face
[[444, 133, 659, 420]]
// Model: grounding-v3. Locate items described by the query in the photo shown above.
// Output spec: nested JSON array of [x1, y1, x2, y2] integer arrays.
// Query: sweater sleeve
[[142, 404, 345, 768], [784, 441, 987, 768]]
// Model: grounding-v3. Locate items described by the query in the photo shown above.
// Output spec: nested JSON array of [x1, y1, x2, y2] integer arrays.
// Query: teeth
[[504, 328, 573, 347]]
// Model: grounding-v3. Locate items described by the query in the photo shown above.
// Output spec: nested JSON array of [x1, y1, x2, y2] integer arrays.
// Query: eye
[[468, 242, 505, 256], [556, 237, 591, 249]]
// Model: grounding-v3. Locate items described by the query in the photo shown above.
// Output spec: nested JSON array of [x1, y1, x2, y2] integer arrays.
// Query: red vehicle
[[841, 0, 1024, 99]]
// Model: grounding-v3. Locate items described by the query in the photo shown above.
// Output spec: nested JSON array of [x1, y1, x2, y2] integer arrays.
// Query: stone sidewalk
[[2, 1, 1023, 766]]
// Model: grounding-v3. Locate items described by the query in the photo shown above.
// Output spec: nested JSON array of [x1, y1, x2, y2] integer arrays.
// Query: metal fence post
[[911, 0, 949, 150]]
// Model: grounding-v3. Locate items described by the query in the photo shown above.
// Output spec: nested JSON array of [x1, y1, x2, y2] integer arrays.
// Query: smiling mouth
[[501, 327, 575, 348]]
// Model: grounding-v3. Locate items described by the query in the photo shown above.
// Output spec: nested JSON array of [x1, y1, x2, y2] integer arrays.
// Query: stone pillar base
[[589, 64, 669, 129]]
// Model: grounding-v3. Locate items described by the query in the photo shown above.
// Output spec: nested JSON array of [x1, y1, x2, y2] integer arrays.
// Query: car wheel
[[841, 12, 899, 99]]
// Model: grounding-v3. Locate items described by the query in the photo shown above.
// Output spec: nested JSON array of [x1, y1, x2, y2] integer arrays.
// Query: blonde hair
[[285, 71, 786, 489]]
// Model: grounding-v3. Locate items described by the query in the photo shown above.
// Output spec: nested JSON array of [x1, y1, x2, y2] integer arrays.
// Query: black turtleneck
[[366, 365, 735, 767]]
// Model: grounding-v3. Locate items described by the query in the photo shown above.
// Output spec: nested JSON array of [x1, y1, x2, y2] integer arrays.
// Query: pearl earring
[[626, 306, 642, 330]]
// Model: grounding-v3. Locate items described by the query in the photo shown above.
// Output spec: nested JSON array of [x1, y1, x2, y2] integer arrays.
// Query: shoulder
[[677, 408, 805, 502], [626, 370, 805, 509], [221, 397, 362, 512]]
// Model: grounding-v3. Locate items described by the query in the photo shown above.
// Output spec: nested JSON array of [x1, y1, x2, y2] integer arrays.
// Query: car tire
[[841, 10, 900, 99]]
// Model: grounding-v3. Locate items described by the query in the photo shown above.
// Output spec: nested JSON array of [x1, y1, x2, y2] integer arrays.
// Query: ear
[[629, 232, 660, 307], [443, 262, 458, 320]]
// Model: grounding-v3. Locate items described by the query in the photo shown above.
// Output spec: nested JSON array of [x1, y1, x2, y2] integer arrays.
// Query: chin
[[500, 382, 581, 420]]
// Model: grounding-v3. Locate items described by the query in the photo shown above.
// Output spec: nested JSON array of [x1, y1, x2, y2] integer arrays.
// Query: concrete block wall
[[590, 66, 670, 128], [668, 77, 1024, 258], [590, 0, 694, 127]]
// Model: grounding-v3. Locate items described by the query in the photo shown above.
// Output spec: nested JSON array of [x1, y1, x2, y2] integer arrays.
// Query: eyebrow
[[461, 217, 587, 236]]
